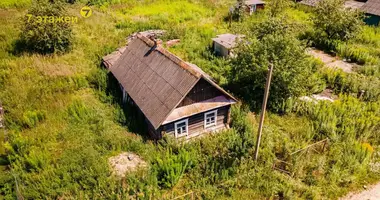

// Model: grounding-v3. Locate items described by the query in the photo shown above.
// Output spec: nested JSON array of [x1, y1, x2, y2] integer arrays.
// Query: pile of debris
[[108, 152, 148, 178], [103, 30, 181, 69], [300, 88, 338, 103]]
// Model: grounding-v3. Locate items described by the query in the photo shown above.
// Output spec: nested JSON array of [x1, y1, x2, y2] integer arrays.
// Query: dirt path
[[307, 48, 357, 73], [341, 183, 380, 200]]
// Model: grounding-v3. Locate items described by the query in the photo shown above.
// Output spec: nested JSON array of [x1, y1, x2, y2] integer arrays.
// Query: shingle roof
[[108, 34, 236, 129], [244, 0, 266, 5], [212, 33, 244, 49], [344, 0, 365, 10], [362, 0, 380, 16], [299, 0, 321, 7]]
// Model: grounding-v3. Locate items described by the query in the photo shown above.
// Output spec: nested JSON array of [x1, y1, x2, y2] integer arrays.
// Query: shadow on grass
[[105, 72, 151, 141]]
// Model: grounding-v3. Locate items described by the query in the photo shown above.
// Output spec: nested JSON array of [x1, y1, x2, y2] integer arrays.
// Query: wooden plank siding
[[177, 79, 224, 108], [161, 106, 230, 139]]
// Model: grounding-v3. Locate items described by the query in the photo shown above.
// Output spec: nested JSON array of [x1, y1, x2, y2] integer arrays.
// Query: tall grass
[[0, 0, 31, 8]]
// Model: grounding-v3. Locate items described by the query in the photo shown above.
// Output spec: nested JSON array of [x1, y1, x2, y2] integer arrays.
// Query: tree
[[267, 0, 292, 17], [312, 0, 363, 50], [19, 0, 73, 54], [229, 20, 319, 111]]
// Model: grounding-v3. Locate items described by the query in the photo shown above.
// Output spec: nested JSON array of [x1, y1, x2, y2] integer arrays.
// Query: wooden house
[[299, 0, 379, 26], [212, 33, 244, 57], [362, 0, 380, 26], [103, 33, 237, 140], [244, 0, 265, 15], [300, 0, 365, 9]]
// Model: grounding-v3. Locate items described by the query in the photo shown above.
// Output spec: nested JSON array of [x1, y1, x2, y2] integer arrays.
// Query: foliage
[[310, 0, 363, 51], [292, 96, 380, 141], [18, 0, 73, 54], [320, 68, 380, 101], [22, 110, 46, 128], [0, 0, 31, 8], [230, 0, 246, 22], [229, 19, 319, 110], [153, 148, 193, 188], [267, 0, 292, 17]]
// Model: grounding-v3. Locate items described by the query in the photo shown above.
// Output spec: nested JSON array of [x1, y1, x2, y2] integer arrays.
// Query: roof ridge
[[136, 33, 202, 78]]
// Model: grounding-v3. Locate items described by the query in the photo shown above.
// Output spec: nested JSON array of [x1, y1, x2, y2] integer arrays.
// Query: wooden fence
[[273, 138, 329, 176]]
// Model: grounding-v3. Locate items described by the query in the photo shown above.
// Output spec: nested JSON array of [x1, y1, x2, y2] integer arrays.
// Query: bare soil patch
[[307, 48, 359, 73], [109, 152, 148, 178], [341, 183, 380, 200]]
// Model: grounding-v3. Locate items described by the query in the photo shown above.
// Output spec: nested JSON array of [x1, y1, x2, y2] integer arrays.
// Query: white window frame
[[204, 110, 217, 128], [174, 119, 188, 138]]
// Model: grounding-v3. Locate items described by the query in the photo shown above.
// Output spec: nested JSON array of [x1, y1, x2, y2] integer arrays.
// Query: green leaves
[[229, 19, 318, 111], [22, 110, 46, 128], [153, 148, 192, 188], [311, 0, 364, 51], [18, 0, 73, 54]]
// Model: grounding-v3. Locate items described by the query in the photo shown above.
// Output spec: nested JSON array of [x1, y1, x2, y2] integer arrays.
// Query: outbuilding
[[362, 0, 380, 26], [244, 0, 265, 15], [212, 33, 244, 57]]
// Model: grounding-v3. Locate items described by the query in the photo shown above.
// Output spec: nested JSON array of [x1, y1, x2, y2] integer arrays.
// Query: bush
[[229, 30, 318, 111], [153, 148, 193, 188], [18, 0, 73, 54], [22, 110, 46, 128], [310, 0, 363, 51]]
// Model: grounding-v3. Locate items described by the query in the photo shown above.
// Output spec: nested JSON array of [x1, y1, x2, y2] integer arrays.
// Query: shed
[[244, 0, 265, 15], [212, 33, 244, 57], [362, 0, 380, 26], [104, 34, 237, 140], [300, 0, 365, 9], [299, 0, 321, 7]]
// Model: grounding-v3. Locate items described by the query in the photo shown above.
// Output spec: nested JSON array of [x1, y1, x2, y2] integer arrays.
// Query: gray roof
[[362, 0, 380, 16], [299, 0, 321, 6], [108, 34, 236, 129], [212, 33, 244, 49], [244, 0, 265, 5], [344, 0, 365, 10]]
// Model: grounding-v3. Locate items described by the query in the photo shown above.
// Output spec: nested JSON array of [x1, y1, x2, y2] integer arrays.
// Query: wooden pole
[[254, 64, 274, 161]]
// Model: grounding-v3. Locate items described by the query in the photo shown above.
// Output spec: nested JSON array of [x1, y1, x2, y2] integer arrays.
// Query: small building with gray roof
[[212, 33, 244, 57], [362, 0, 380, 25]]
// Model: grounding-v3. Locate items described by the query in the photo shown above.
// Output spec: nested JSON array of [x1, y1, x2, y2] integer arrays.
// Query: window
[[174, 119, 188, 138], [204, 110, 217, 128]]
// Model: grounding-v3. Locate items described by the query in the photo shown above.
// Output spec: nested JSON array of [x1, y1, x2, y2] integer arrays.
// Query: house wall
[[177, 78, 224, 108], [160, 105, 230, 139], [213, 42, 230, 57], [246, 4, 265, 15], [365, 14, 380, 26]]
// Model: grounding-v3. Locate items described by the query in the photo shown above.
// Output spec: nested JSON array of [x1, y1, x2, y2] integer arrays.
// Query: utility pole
[[0, 102, 3, 129], [254, 64, 274, 161]]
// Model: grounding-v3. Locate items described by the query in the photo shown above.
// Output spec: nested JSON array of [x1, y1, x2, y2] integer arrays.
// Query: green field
[[0, 0, 379, 199]]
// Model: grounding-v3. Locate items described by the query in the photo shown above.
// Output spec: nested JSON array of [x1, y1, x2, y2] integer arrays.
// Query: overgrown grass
[[0, 0, 31, 9]]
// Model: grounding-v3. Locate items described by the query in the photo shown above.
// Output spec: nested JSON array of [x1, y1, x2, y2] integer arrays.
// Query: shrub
[[229, 30, 318, 111], [22, 110, 46, 128], [310, 0, 363, 51], [18, 0, 73, 54], [67, 99, 91, 122], [153, 148, 193, 188]]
